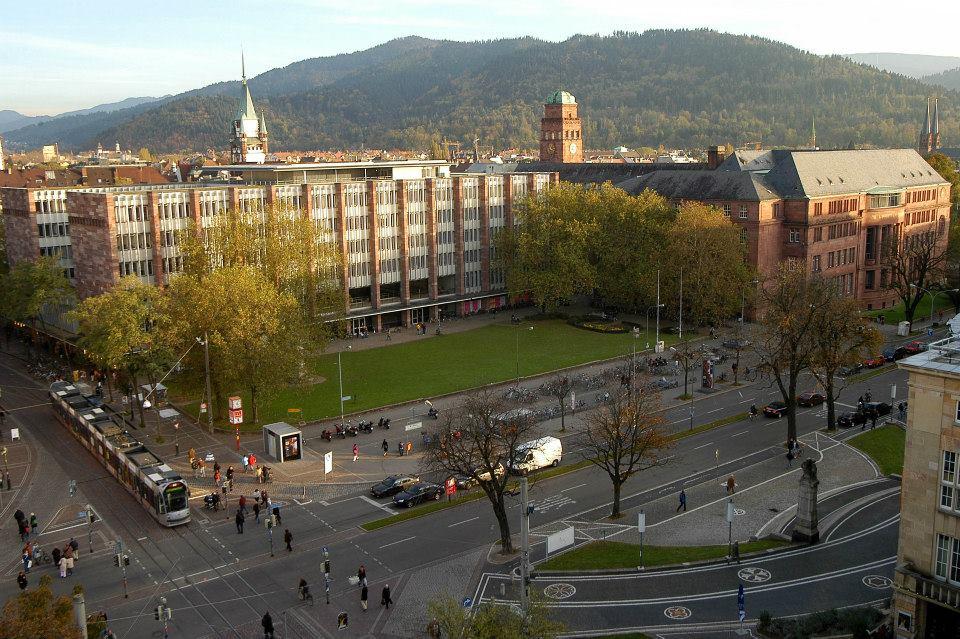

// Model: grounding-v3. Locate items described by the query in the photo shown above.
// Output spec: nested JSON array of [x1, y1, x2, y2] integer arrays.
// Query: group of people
[[786, 438, 804, 466], [15, 509, 80, 585]]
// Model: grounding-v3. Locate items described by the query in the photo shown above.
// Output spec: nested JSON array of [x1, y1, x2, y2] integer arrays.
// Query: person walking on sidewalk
[[239, 494, 247, 514], [676, 488, 687, 512], [284, 528, 293, 552], [235, 509, 245, 534], [253, 500, 261, 523], [361, 584, 369, 611], [382, 439, 388, 456], [398, 441, 404, 456], [261, 612, 274, 639], [353, 443, 359, 462], [381, 584, 393, 609], [357, 564, 367, 586], [17, 571, 27, 590]]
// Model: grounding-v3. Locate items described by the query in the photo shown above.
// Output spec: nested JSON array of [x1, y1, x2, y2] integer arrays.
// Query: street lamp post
[[909, 283, 959, 326], [516, 326, 533, 386], [656, 269, 662, 351], [678, 267, 683, 340], [645, 303, 665, 349], [201, 333, 213, 434]]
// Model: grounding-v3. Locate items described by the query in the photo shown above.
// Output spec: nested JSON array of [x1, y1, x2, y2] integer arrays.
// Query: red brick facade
[[540, 101, 584, 163], [1, 188, 39, 266], [68, 191, 120, 299]]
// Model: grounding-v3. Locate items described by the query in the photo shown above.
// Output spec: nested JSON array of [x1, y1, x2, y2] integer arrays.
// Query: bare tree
[[810, 295, 883, 430], [670, 338, 700, 398], [727, 321, 752, 386], [882, 228, 949, 324], [545, 375, 572, 432], [420, 389, 538, 554], [754, 261, 837, 443], [576, 391, 672, 519]]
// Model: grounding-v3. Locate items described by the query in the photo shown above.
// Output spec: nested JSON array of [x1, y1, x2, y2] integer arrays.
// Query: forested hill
[[921, 67, 960, 92], [10, 30, 960, 153]]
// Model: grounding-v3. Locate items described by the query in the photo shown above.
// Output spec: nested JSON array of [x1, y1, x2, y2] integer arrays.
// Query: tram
[[48, 381, 190, 526]]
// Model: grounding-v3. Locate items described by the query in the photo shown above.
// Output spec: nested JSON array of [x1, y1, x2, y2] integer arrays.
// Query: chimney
[[708, 145, 725, 170]]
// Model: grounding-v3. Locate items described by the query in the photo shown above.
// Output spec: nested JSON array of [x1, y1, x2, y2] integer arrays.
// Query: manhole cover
[[664, 605, 692, 620], [542, 583, 576, 600], [862, 575, 892, 589], [737, 567, 772, 583], [734, 508, 746, 516]]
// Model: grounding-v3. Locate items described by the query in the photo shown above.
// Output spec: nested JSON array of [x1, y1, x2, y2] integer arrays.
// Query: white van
[[510, 436, 562, 475]]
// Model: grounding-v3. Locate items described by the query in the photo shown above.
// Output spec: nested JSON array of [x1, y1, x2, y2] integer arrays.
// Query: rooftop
[[547, 90, 577, 105], [898, 332, 960, 377]]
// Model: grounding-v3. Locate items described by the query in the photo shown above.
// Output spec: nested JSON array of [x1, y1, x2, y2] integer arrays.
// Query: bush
[[568, 315, 630, 334], [760, 606, 883, 638]]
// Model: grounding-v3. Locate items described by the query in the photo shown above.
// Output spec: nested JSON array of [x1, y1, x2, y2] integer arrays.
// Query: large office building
[[894, 339, 960, 638], [1, 161, 555, 333], [619, 148, 951, 310]]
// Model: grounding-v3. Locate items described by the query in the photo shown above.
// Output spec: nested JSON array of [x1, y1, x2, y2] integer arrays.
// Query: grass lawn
[[171, 319, 679, 426], [866, 295, 955, 326], [848, 425, 906, 475], [539, 539, 792, 571]]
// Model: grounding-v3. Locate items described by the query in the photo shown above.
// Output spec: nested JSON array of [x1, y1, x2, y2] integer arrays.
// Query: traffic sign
[[638, 511, 646, 533], [462, 597, 473, 608], [445, 477, 457, 496], [229, 408, 243, 425], [324, 451, 333, 474], [228, 396, 242, 410]]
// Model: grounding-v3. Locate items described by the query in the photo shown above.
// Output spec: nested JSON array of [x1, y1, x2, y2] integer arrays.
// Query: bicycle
[[298, 586, 314, 605]]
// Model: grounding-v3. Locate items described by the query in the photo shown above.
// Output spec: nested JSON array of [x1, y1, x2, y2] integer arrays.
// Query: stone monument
[[792, 458, 820, 543]]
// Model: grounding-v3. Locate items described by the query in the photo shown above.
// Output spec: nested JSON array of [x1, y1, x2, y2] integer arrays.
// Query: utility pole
[[726, 498, 734, 563], [338, 348, 347, 425], [678, 267, 683, 340], [520, 476, 531, 614], [73, 592, 88, 639], [115, 539, 129, 598], [203, 332, 213, 434], [655, 269, 661, 351]]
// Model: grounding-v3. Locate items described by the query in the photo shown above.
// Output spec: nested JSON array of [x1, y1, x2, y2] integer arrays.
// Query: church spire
[[932, 97, 941, 150], [237, 52, 257, 122]]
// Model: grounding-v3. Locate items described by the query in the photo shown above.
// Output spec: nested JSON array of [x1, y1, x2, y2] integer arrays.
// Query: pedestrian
[[865, 389, 872, 403], [398, 441, 404, 456], [236, 509, 245, 534], [272, 504, 281, 526], [29, 512, 37, 532], [22, 549, 30, 574], [381, 584, 393, 609], [248, 453, 257, 470], [14, 508, 24, 525], [361, 584, 369, 611], [676, 488, 687, 512], [227, 465, 234, 482], [58, 554, 67, 578], [64, 544, 74, 575], [406, 441, 413, 455], [787, 449, 794, 468], [732, 540, 741, 564], [188, 447, 196, 463], [284, 528, 293, 552], [17, 571, 27, 590], [898, 402, 907, 420], [214, 461, 221, 476], [52, 546, 61, 568], [256, 465, 263, 484], [214, 469, 221, 486], [726, 475, 736, 495], [353, 443, 359, 463], [357, 564, 367, 586], [199, 458, 206, 477], [253, 500, 261, 523], [239, 494, 247, 514], [382, 439, 388, 457], [261, 611, 274, 639], [242, 455, 249, 472], [870, 412, 878, 430], [69, 537, 79, 556]]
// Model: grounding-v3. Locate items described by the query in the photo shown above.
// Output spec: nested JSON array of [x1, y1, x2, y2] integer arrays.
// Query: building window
[[813, 227, 822, 242], [941, 450, 959, 514], [865, 270, 875, 290], [722, 204, 731, 217], [773, 202, 781, 218], [935, 533, 960, 583], [739, 205, 748, 219], [739, 228, 748, 244], [813, 202, 823, 216], [788, 229, 800, 243], [812, 255, 821, 272]]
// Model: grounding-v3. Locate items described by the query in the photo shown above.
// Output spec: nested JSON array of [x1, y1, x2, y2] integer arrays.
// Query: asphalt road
[[0, 337, 913, 638]]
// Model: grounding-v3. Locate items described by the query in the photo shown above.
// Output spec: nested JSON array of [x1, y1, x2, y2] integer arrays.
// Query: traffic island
[[847, 425, 905, 476]]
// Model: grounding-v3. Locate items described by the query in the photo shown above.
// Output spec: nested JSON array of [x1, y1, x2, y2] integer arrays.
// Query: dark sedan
[[863, 401, 892, 418], [393, 482, 443, 508], [837, 411, 867, 428], [763, 401, 788, 418], [371, 474, 420, 498], [797, 391, 826, 407]]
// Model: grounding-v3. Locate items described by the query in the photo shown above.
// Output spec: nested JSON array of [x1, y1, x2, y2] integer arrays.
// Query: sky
[[4, 0, 960, 115]]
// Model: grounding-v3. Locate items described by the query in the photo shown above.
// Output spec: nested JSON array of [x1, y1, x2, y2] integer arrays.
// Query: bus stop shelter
[[262, 422, 303, 463]]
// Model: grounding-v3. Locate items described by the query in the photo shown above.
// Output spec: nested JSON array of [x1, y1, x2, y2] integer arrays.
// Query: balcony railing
[[380, 296, 401, 305], [916, 573, 960, 611], [349, 298, 371, 309]]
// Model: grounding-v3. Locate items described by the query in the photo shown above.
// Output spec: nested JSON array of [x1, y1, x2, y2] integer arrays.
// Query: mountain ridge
[[846, 52, 960, 78]]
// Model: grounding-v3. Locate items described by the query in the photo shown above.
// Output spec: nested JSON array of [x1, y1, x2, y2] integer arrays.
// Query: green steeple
[[237, 52, 257, 122]]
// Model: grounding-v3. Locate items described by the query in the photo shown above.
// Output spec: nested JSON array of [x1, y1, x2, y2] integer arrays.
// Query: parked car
[[722, 338, 751, 350], [836, 411, 867, 428], [797, 391, 826, 407], [902, 340, 927, 354], [392, 482, 443, 507], [763, 401, 788, 418], [882, 348, 896, 362], [454, 463, 506, 489], [892, 346, 911, 360], [863, 401, 892, 418], [863, 355, 887, 368], [838, 363, 863, 377], [371, 474, 420, 498]]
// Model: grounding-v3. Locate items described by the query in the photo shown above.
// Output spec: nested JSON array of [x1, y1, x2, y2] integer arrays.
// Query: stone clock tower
[[540, 90, 583, 163]]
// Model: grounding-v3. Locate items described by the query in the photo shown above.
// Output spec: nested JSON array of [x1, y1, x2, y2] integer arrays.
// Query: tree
[[421, 389, 540, 553], [728, 321, 751, 385], [0, 256, 74, 356], [70, 277, 169, 424], [178, 201, 343, 336], [670, 338, 701, 398], [666, 202, 755, 327], [427, 593, 564, 639], [576, 391, 672, 519], [881, 227, 949, 324], [754, 261, 837, 443], [946, 218, 960, 313], [161, 266, 306, 425], [810, 295, 883, 430], [925, 153, 960, 212], [497, 183, 597, 312], [137, 147, 153, 162], [544, 375, 572, 432], [0, 574, 83, 639]]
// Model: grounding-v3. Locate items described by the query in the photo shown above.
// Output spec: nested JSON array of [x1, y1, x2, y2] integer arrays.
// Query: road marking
[[706, 407, 723, 414], [692, 442, 713, 450], [379, 536, 415, 549], [731, 431, 749, 438], [448, 516, 480, 528], [561, 483, 588, 493], [360, 495, 395, 513]]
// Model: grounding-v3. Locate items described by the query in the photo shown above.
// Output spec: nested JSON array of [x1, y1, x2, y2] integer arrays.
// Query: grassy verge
[[169, 319, 681, 426], [846, 364, 896, 384], [361, 460, 594, 531], [539, 539, 792, 571], [865, 295, 954, 325], [593, 634, 652, 639], [848, 425, 906, 475]]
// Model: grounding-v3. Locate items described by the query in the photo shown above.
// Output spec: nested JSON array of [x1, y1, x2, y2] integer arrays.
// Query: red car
[[797, 391, 826, 407], [902, 341, 926, 355], [863, 356, 886, 369]]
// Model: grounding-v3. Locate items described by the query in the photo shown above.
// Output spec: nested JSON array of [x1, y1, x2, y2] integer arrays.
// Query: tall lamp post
[[655, 269, 662, 351], [516, 326, 534, 386], [645, 304, 665, 349], [678, 267, 683, 340], [338, 345, 352, 425], [909, 283, 959, 326]]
